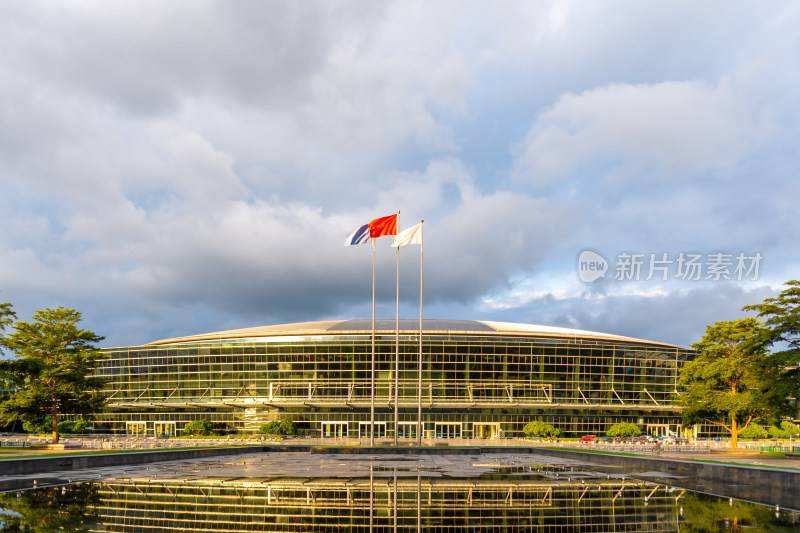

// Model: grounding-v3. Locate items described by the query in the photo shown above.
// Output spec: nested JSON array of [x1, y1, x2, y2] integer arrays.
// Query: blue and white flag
[[344, 223, 371, 246]]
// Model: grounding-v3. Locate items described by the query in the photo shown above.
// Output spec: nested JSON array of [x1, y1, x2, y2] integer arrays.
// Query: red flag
[[369, 214, 398, 238]]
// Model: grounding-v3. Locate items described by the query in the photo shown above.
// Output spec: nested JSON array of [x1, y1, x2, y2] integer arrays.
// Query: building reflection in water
[[1, 468, 798, 531]]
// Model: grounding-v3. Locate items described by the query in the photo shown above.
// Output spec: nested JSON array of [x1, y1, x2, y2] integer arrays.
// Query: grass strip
[[0, 445, 260, 460]]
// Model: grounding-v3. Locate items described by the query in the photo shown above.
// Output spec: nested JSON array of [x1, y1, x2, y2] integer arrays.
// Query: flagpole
[[418, 220, 423, 448], [371, 238, 376, 447], [394, 212, 400, 447]]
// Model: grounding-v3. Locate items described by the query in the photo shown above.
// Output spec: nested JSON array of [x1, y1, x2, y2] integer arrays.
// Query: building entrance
[[647, 424, 670, 437], [321, 422, 348, 438], [435, 423, 462, 439], [126, 422, 146, 435], [473, 423, 500, 439], [154, 421, 176, 437]]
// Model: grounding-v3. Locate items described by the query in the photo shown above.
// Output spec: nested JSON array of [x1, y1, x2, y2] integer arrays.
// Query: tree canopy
[[183, 419, 216, 436], [259, 419, 298, 436], [743, 279, 800, 362], [522, 420, 560, 440], [0, 307, 107, 443], [0, 295, 15, 351], [606, 422, 641, 438], [679, 317, 796, 449]]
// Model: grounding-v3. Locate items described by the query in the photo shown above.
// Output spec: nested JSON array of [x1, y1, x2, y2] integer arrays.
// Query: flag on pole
[[344, 223, 371, 246], [368, 214, 398, 238], [391, 222, 422, 247]]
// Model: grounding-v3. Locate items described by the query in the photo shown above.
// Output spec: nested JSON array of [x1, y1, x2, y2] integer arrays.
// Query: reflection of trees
[[0, 483, 100, 532], [677, 493, 799, 532]]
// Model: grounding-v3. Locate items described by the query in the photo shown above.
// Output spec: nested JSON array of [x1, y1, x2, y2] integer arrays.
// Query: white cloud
[[512, 78, 768, 185]]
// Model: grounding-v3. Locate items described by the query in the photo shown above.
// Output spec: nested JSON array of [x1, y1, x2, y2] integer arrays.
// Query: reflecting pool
[[1, 453, 798, 531]]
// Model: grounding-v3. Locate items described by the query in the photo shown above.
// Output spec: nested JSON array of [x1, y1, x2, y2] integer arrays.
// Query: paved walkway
[[3, 437, 799, 469]]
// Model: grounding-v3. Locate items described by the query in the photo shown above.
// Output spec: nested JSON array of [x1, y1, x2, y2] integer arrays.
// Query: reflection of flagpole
[[394, 211, 400, 448], [418, 221, 423, 448], [371, 238, 376, 447], [393, 466, 398, 533], [369, 462, 374, 531]]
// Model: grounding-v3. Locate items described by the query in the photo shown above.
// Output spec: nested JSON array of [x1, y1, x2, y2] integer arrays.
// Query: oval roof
[[145, 319, 680, 348]]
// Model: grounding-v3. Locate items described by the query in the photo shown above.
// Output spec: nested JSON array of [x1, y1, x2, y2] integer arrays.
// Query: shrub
[[768, 425, 787, 439], [259, 419, 298, 436], [781, 421, 800, 437], [522, 420, 561, 440], [54, 419, 90, 434], [739, 423, 768, 439], [72, 419, 90, 433], [606, 422, 641, 438], [765, 421, 799, 439], [183, 419, 216, 436]]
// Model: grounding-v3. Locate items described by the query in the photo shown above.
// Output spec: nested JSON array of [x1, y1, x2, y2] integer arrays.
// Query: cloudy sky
[[1, 1, 798, 348]]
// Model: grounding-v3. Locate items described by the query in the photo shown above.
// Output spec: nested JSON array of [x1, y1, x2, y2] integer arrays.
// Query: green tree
[[0, 295, 15, 352], [679, 318, 795, 449], [743, 279, 800, 427], [0, 307, 107, 443], [606, 422, 641, 438], [259, 418, 298, 436], [23, 416, 52, 434], [183, 419, 216, 436], [278, 418, 298, 435], [522, 420, 561, 440], [743, 280, 800, 353]]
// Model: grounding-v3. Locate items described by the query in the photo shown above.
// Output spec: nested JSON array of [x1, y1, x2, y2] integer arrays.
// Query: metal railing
[[0, 440, 29, 448], [745, 444, 800, 453], [0, 435, 715, 453]]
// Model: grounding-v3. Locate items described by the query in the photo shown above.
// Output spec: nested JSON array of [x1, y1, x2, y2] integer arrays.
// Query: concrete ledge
[[0, 446, 271, 477], [527, 448, 800, 511]]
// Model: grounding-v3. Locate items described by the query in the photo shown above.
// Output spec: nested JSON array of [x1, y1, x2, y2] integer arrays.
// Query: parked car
[[579, 435, 597, 442]]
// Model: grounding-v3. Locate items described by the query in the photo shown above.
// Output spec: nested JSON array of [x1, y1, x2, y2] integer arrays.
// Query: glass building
[[94, 319, 695, 438]]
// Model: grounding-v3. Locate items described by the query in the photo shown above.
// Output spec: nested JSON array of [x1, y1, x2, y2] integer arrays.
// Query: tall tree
[[742, 279, 800, 433], [0, 295, 15, 349], [743, 279, 800, 356], [0, 307, 107, 443], [679, 318, 796, 449]]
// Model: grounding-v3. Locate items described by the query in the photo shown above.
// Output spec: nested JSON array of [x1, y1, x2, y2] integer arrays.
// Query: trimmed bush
[[606, 422, 641, 438], [259, 419, 298, 436], [739, 423, 768, 439], [183, 419, 216, 436], [55, 419, 90, 434], [72, 419, 90, 433], [522, 420, 561, 440]]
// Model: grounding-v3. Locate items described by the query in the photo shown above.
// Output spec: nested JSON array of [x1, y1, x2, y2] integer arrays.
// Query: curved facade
[[95, 319, 694, 438]]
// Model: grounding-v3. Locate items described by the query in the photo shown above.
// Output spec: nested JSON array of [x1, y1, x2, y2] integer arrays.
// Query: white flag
[[391, 222, 422, 247]]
